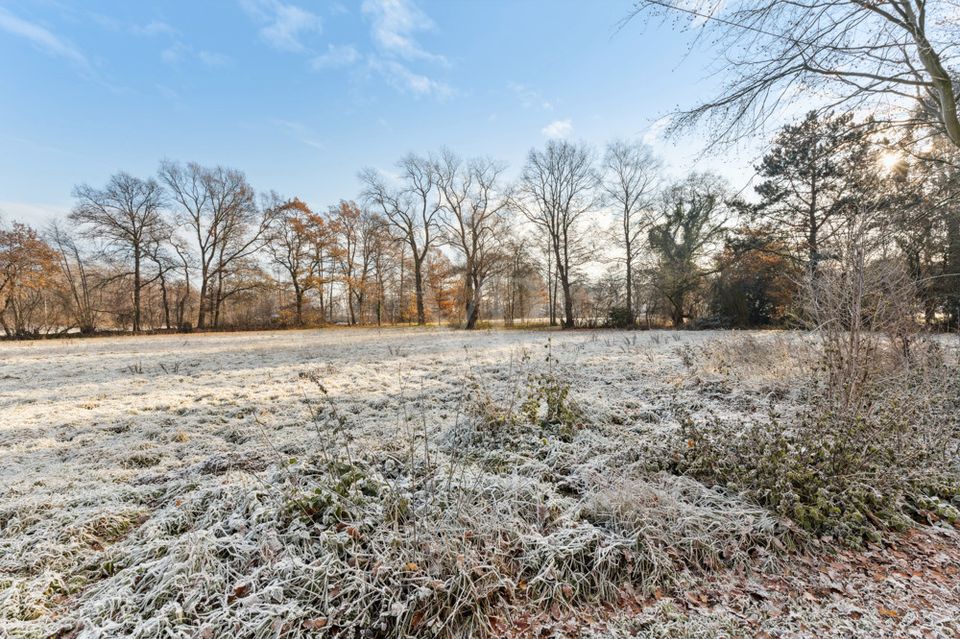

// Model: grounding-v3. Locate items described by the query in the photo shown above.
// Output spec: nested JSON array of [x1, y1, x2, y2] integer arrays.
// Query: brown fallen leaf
[[227, 583, 251, 604], [684, 592, 702, 607], [303, 617, 327, 630], [410, 610, 425, 629]]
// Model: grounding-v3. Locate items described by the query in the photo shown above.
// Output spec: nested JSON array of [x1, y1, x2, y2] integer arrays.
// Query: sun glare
[[880, 151, 902, 173]]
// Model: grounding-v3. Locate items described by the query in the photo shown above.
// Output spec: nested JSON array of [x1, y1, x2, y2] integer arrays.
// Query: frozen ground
[[1, 328, 957, 638]]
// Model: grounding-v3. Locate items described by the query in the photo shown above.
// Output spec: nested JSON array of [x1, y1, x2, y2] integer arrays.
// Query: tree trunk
[[294, 281, 304, 326], [347, 281, 356, 325], [198, 268, 208, 329], [213, 271, 224, 328], [413, 256, 426, 325], [808, 161, 820, 288], [377, 273, 384, 327], [556, 238, 574, 329], [624, 207, 635, 324], [625, 245, 634, 324], [546, 247, 556, 327], [133, 251, 142, 333], [551, 273, 558, 326], [328, 279, 334, 324], [159, 274, 171, 330], [561, 275, 574, 328], [913, 27, 960, 147], [947, 209, 960, 327], [464, 273, 481, 329]]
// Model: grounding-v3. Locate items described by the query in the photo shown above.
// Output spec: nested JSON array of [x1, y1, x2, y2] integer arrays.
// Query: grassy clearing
[[0, 329, 957, 638]]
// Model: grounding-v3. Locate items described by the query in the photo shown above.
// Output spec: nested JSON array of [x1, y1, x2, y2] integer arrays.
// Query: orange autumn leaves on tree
[[426, 250, 458, 325], [265, 196, 329, 326], [328, 201, 384, 326], [0, 222, 62, 337], [711, 227, 799, 327]]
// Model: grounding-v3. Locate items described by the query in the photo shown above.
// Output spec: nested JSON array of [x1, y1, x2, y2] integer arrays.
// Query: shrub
[[673, 344, 960, 545], [606, 306, 634, 328], [519, 368, 583, 441], [678, 216, 957, 544]]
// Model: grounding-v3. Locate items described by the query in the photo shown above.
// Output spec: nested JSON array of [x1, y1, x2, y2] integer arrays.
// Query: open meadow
[[1, 328, 958, 638], [6, 0, 960, 636]]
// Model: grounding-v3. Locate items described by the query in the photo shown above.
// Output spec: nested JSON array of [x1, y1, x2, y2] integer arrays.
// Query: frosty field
[[1, 328, 958, 638]]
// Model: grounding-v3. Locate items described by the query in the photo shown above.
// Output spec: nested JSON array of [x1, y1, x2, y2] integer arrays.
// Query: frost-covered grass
[[0, 328, 955, 638]]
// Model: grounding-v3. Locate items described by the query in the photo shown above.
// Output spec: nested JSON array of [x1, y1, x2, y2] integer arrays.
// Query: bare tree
[[70, 172, 167, 332], [360, 154, 442, 325], [143, 233, 182, 330], [517, 140, 597, 328], [369, 220, 396, 326], [626, 1, 960, 149], [329, 201, 380, 325], [159, 161, 269, 328], [602, 140, 661, 322], [435, 150, 512, 329], [264, 195, 319, 326], [500, 234, 544, 326], [169, 236, 193, 329], [47, 220, 99, 334]]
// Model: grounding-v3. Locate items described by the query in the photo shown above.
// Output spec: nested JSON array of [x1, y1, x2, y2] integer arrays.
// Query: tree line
[[2, 115, 959, 338]]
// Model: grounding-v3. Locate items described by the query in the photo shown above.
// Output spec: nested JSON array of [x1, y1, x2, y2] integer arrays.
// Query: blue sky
[[0, 0, 754, 225]]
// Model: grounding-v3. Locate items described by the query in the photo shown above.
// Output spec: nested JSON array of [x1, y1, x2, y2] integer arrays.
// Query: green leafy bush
[[606, 306, 634, 328], [672, 348, 960, 545], [519, 368, 583, 441]]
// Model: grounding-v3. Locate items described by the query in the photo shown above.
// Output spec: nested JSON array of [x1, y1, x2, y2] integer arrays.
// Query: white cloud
[[161, 41, 188, 63], [361, 0, 447, 65], [311, 44, 360, 70], [357, 0, 452, 99], [541, 118, 573, 139], [371, 58, 452, 98], [261, 4, 321, 51], [0, 200, 71, 225], [198, 50, 231, 67], [240, 0, 322, 52], [642, 115, 673, 145], [509, 82, 552, 111], [131, 20, 178, 37], [162, 42, 230, 67], [271, 119, 325, 151], [156, 84, 181, 102], [0, 7, 90, 70]]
